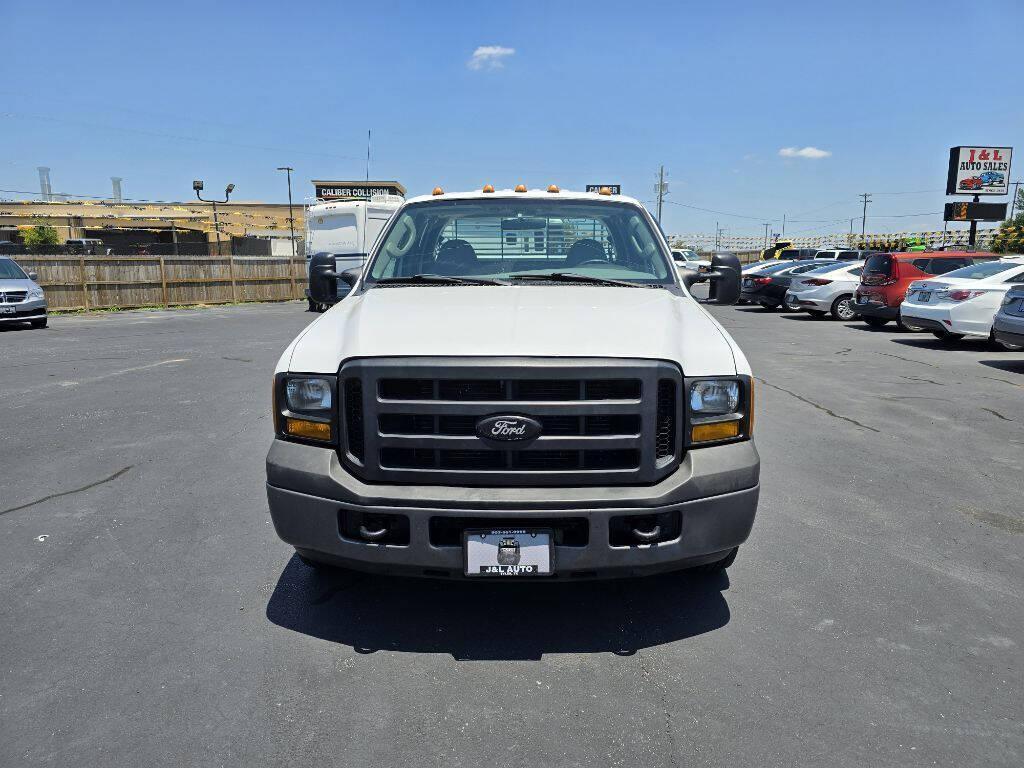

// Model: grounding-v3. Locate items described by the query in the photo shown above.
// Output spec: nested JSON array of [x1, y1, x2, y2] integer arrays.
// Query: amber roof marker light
[[547, 185, 560, 193], [514, 184, 527, 193], [432, 186, 444, 196], [482, 184, 495, 193], [598, 186, 612, 196]]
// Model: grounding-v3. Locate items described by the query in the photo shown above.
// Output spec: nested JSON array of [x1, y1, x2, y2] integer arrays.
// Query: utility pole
[[276, 166, 296, 259], [654, 166, 668, 223], [1009, 181, 1021, 221], [849, 218, 856, 246], [763, 222, 770, 248], [859, 193, 872, 238], [194, 180, 235, 255], [366, 129, 371, 182]]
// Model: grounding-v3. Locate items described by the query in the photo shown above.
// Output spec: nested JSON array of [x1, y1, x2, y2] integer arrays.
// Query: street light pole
[[276, 166, 296, 259], [193, 180, 234, 255], [859, 193, 872, 238]]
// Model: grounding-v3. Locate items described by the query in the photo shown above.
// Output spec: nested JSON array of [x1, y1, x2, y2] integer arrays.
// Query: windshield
[[938, 261, 1024, 280], [365, 199, 674, 286], [0, 258, 28, 280]]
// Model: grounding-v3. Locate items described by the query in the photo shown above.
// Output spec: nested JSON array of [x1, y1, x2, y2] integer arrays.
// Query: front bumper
[[266, 438, 760, 579], [0, 298, 46, 323]]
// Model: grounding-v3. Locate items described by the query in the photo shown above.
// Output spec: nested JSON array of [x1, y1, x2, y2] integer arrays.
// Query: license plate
[[464, 529, 553, 577], [0, 306, 15, 314], [918, 291, 931, 302]]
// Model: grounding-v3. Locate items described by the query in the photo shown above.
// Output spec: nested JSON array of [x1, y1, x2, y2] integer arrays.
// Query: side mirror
[[308, 252, 339, 305], [340, 266, 362, 288], [707, 252, 741, 304], [28, 271, 39, 281]]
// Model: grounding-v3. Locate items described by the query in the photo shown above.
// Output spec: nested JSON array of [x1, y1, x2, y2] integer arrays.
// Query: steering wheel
[[573, 259, 609, 267]]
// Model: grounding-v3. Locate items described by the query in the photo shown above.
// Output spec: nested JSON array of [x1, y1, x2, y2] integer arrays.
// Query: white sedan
[[783, 260, 865, 320], [899, 257, 1024, 348]]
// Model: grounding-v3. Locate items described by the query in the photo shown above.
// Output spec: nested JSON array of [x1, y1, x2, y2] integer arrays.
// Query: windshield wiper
[[508, 272, 650, 288], [374, 274, 507, 286]]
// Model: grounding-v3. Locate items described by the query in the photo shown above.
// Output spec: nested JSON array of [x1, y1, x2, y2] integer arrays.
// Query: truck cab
[[268, 186, 759, 580], [304, 194, 403, 311]]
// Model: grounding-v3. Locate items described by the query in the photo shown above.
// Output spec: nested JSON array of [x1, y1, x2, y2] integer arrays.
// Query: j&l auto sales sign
[[946, 146, 1012, 196]]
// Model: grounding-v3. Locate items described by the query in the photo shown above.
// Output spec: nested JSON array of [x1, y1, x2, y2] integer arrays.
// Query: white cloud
[[467, 45, 515, 70], [778, 146, 832, 159]]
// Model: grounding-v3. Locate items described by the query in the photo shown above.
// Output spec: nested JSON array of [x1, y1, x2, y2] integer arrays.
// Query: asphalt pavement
[[1, 301, 1021, 767]]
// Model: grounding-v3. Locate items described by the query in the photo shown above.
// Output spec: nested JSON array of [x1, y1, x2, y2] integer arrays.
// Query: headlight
[[285, 377, 332, 411], [276, 374, 336, 443], [689, 380, 740, 415], [686, 378, 750, 445], [28, 287, 44, 299]]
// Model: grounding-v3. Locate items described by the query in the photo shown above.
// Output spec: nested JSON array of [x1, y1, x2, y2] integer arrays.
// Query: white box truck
[[304, 194, 403, 311]]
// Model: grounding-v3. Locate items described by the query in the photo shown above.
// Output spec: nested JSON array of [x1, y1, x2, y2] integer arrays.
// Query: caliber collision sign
[[945, 147, 1012, 196]]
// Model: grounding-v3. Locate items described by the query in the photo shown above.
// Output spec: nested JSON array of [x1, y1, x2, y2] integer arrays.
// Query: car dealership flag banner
[[946, 147, 1012, 196]]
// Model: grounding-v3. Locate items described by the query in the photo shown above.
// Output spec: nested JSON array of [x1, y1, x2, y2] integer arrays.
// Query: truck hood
[[283, 286, 742, 376]]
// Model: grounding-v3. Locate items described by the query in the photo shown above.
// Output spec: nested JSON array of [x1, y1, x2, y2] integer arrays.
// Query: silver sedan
[[784, 260, 864, 320], [0, 257, 48, 329]]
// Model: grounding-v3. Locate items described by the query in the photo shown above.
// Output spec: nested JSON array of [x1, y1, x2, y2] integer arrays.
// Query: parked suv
[[853, 251, 995, 328], [267, 187, 759, 580], [777, 247, 819, 261], [0, 257, 47, 328]]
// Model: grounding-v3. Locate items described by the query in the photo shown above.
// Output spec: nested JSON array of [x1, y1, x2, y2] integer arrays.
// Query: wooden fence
[[16, 255, 306, 311]]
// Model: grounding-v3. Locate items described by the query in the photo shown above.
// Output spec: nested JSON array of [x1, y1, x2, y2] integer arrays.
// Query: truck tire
[[863, 316, 889, 328]]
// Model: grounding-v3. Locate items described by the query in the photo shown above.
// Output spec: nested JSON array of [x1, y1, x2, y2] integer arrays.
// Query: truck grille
[[339, 358, 682, 486], [0, 291, 28, 304]]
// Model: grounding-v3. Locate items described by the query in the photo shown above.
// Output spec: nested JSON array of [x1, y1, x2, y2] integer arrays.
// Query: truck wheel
[[830, 295, 857, 321], [863, 316, 889, 328], [689, 547, 738, 574]]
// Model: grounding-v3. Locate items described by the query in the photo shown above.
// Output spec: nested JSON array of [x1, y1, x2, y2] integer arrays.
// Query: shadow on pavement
[[978, 359, 1024, 375], [890, 337, 985, 352], [266, 554, 731, 660]]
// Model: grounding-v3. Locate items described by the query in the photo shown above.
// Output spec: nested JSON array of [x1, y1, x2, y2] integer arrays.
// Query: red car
[[959, 176, 983, 191], [853, 251, 995, 328]]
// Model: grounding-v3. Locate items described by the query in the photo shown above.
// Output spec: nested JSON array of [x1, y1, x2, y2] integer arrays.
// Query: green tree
[[22, 225, 60, 247]]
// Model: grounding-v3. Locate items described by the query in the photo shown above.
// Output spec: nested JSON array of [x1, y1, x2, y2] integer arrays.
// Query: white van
[[304, 194, 403, 310]]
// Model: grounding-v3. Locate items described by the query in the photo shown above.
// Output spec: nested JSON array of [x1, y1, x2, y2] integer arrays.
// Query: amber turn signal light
[[547, 184, 560, 193], [598, 186, 612, 196], [691, 421, 740, 443], [285, 418, 332, 441], [482, 184, 494, 193], [432, 186, 444, 196], [514, 184, 527, 193]]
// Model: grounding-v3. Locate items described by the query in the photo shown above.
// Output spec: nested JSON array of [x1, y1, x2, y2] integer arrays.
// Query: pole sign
[[586, 184, 621, 194], [943, 202, 1007, 222], [312, 180, 406, 201], [945, 147, 1012, 196]]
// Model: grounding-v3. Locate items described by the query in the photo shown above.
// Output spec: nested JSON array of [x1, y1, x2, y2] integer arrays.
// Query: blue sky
[[2, 0, 1021, 238]]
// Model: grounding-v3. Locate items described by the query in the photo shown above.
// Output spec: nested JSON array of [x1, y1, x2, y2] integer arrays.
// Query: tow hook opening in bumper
[[609, 510, 681, 547], [339, 510, 410, 546]]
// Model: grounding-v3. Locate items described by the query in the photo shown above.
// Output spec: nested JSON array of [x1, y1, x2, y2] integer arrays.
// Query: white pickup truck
[[267, 186, 759, 580]]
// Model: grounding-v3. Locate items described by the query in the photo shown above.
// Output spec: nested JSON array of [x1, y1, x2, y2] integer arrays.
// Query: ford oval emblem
[[475, 415, 542, 443]]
